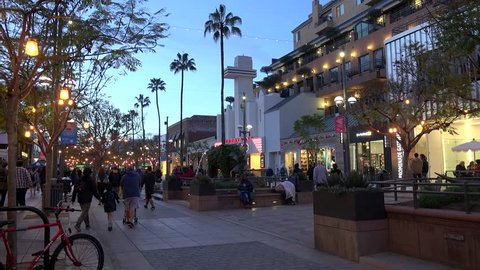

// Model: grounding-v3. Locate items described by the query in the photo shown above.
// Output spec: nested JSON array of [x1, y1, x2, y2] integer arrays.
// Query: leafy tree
[[148, 78, 166, 168], [207, 145, 246, 178], [69, 99, 126, 172], [186, 140, 210, 169], [293, 114, 325, 167], [170, 53, 196, 165], [204, 4, 242, 145], [257, 73, 282, 93], [260, 66, 272, 76], [134, 94, 151, 156], [348, 43, 473, 178], [429, 0, 480, 106], [0, 0, 168, 216]]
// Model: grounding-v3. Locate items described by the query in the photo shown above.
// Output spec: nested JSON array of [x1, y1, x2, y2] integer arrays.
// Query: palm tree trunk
[[155, 91, 161, 170], [180, 70, 184, 166], [220, 35, 226, 145], [141, 106, 145, 165]]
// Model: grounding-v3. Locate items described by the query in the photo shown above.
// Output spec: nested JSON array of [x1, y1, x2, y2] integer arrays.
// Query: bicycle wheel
[[50, 233, 104, 270]]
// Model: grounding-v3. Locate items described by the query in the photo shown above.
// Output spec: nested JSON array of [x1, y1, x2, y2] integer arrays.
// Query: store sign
[[356, 131, 372, 137], [335, 115, 345, 133], [260, 153, 265, 168]]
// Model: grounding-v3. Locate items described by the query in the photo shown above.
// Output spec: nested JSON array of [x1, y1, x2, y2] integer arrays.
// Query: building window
[[316, 72, 324, 88], [374, 48, 384, 68], [335, 4, 344, 17], [355, 22, 373, 40], [295, 31, 301, 43], [359, 54, 371, 73], [330, 67, 339, 83], [356, 0, 364, 5], [344, 61, 352, 77]]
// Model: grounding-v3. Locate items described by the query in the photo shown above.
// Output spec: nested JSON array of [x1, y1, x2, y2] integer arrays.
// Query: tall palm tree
[[170, 52, 196, 165], [148, 78, 166, 169], [204, 4, 242, 145], [127, 110, 138, 153], [134, 94, 151, 161]]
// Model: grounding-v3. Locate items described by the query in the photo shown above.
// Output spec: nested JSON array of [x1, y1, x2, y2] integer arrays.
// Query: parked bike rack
[[0, 206, 51, 267]]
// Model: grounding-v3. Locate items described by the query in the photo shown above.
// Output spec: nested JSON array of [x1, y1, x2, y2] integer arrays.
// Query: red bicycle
[[0, 203, 104, 270]]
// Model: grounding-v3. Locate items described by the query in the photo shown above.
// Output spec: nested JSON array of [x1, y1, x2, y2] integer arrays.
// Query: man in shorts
[[120, 166, 141, 228]]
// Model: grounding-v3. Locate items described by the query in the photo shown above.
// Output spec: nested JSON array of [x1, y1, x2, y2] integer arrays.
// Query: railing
[[370, 177, 480, 214], [178, 176, 289, 189]]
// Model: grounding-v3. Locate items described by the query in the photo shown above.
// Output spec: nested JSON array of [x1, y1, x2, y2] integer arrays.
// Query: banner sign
[[335, 115, 345, 133], [60, 122, 78, 145]]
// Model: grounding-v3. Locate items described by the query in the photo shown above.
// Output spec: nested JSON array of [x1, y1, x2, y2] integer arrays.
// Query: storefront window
[[351, 140, 385, 176]]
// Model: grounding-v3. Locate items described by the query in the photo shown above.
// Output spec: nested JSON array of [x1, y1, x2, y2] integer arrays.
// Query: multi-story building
[[166, 115, 216, 169], [266, 0, 434, 176]]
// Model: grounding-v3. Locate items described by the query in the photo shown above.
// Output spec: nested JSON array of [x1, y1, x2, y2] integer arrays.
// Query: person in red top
[[183, 165, 195, 178]]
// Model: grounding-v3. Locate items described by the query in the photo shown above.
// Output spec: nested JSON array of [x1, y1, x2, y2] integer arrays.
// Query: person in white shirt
[[313, 161, 328, 189], [275, 181, 296, 205]]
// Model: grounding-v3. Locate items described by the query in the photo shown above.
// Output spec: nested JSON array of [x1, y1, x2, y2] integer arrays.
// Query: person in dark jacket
[[71, 168, 100, 232], [237, 176, 254, 208], [108, 166, 122, 197], [102, 183, 119, 231], [142, 166, 156, 210]]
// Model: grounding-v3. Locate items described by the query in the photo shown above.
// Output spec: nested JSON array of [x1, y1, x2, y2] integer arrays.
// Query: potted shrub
[[313, 171, 385, 220], [190, 175, 216, 196], [296, 172, 313, 192]]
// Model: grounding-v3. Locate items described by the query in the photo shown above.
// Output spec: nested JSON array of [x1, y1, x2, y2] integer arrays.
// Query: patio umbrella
[[451, 139, 480, 159]]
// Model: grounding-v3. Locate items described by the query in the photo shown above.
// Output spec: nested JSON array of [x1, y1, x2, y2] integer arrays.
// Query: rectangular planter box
[[313, 190, 386, 221]]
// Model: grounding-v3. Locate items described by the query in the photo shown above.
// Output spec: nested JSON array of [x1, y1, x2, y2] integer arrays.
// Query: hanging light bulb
[[83, 120, 90, 129], [67, 99, 74, 106], [58, 99, 65, 106], [25, 38, 39, 57], [59, 87, 70, 100], [25, 130, 32, 138]]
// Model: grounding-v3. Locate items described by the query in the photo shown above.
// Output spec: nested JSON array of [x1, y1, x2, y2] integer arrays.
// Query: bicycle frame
[[0, 214, 81, 269]]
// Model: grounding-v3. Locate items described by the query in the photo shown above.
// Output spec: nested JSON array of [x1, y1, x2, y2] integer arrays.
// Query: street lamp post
[[335, 51, 357, 175], [238, 93, 252, 151], [164, 116, 169, 177]]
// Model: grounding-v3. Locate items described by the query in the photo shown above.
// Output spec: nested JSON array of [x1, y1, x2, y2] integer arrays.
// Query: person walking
[[0, 160, 7, 207], [108, 166, 122, 197], [121, 167, 141, 228], [313, 161, 328, 189], [16, 160, 32, 206], [142, 166, 156, 210], [102, 183, 119, 231], [330, 163, 343, 178], [420, 154, 429, 180], [71, 168, 100, 232], [96, 167, 107, 205]]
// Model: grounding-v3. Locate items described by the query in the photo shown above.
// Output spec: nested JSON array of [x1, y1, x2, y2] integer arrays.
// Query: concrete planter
[[313, 189, 388, 261], [313, 190, 386, 221], [189, 182, 216, 196]]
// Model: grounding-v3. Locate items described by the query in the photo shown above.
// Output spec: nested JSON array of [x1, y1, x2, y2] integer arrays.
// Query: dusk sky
[[103, 0, 326, 137]]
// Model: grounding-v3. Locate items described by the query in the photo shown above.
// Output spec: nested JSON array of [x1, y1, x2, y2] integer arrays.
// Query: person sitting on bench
[[237, 176, 254, 208]]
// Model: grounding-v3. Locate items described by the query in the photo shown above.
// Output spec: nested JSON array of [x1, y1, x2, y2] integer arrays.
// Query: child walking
[[102, 183, 119, 231]]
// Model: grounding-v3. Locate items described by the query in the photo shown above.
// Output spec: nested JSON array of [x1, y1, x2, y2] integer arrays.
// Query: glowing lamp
[[25, 38, 39, 57], [59, 87, 70, 100]]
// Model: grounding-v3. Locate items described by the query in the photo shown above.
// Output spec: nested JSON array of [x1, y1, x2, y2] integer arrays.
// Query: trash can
[[50, 178, 64, 207]]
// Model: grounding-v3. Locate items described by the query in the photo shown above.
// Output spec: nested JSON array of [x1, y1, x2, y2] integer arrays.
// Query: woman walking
[[71, 168, 100, 232]]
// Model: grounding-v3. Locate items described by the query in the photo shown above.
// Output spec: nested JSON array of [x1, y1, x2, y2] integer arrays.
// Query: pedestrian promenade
[[1, 192, 455, 270]]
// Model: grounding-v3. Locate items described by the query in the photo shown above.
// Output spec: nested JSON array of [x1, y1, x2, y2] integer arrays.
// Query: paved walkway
[[1, 192, 455, 270]]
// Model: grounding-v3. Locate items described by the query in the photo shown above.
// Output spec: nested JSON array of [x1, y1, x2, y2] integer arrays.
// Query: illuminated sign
[[356, 131, 372, 137]]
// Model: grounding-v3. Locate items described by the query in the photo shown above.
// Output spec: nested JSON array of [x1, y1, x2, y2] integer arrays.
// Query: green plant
[[322, 171, 374, 195], [194, 175, 213, 185], [207, 144, 246, 177]]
